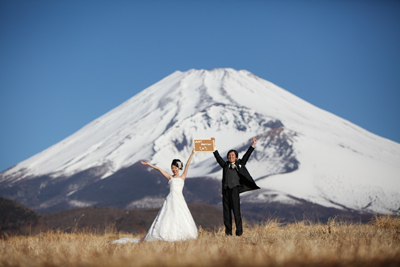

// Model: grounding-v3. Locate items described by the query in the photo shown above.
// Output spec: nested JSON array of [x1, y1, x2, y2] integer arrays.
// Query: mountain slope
[[1, 68, 399, 216], [0, 197, 223, 235]]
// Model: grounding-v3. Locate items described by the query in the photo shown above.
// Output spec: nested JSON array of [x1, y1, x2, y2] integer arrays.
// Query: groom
[[211, 137, 260, 236]]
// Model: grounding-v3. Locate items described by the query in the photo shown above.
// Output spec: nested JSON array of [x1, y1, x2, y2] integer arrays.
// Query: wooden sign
[[193, 139, 215, 152]]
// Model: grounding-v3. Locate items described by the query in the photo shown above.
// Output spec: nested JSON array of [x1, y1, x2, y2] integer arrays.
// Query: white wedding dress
[[112, 177, 198, 244]]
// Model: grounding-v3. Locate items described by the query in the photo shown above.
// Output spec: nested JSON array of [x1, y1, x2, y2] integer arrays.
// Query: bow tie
[[230, 163, 236, 169]]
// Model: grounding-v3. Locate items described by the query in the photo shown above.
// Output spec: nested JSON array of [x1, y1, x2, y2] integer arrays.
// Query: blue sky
[[1, 0, 399, 172]]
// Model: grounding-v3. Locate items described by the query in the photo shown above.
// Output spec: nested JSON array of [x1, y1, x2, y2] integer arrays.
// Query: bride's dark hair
[[171, 159, 183, 170]]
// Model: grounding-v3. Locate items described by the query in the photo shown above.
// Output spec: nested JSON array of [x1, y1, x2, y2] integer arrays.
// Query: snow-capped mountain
[[1, 68, 399, 216]]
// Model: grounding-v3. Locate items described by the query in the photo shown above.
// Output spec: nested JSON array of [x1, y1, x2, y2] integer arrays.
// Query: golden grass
[[1, 216, 399, 267]]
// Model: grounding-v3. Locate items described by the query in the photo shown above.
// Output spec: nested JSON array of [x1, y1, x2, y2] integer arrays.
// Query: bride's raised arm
[[181, 149, 195, 181], [140, 161, 172, 180]]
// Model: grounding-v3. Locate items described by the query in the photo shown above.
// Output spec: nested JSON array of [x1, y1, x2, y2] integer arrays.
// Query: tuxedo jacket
[[213, 146, 260, 194]]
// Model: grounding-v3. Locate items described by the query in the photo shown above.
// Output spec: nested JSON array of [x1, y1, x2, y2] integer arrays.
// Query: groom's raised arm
[[241, 137, 257, 165], [211, 137, 225, 168]]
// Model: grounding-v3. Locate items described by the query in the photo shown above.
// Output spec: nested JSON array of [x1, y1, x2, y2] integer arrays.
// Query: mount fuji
[[1, 68, 399, 220]]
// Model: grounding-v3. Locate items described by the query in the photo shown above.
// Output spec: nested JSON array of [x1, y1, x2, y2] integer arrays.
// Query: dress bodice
[[168, 177, 184, 194]]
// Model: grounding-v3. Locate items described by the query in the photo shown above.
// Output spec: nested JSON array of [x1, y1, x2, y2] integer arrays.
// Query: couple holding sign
[[112, 137, 259, 244]]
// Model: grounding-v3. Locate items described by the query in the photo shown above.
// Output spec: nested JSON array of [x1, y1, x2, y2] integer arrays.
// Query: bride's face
[[171, 165, 180, 176]]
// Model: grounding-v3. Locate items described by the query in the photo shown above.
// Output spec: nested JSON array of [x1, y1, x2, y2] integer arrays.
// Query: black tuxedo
[[213, 146, 260, 236]]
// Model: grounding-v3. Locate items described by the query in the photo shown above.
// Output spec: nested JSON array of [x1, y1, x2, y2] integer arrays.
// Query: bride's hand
[[140, 161, 149, 165]]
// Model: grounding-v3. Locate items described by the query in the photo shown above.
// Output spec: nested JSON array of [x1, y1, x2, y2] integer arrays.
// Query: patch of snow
[[126, 196, 165, 209]]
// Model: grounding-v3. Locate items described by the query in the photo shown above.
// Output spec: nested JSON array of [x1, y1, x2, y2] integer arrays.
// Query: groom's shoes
[[225, 230, 242, 236]]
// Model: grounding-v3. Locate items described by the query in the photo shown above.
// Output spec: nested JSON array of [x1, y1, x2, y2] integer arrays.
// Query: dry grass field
[[1, 215, 399, 267]]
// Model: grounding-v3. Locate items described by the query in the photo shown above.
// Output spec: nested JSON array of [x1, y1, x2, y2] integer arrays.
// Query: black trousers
[[222, 186, 242, 236]]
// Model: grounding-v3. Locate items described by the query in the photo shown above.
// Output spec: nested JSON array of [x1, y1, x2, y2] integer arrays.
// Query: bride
[[112, 149, 198, 243]]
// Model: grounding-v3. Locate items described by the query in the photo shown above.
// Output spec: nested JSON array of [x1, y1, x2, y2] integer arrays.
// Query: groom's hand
[[252, 137, 257, 147]]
